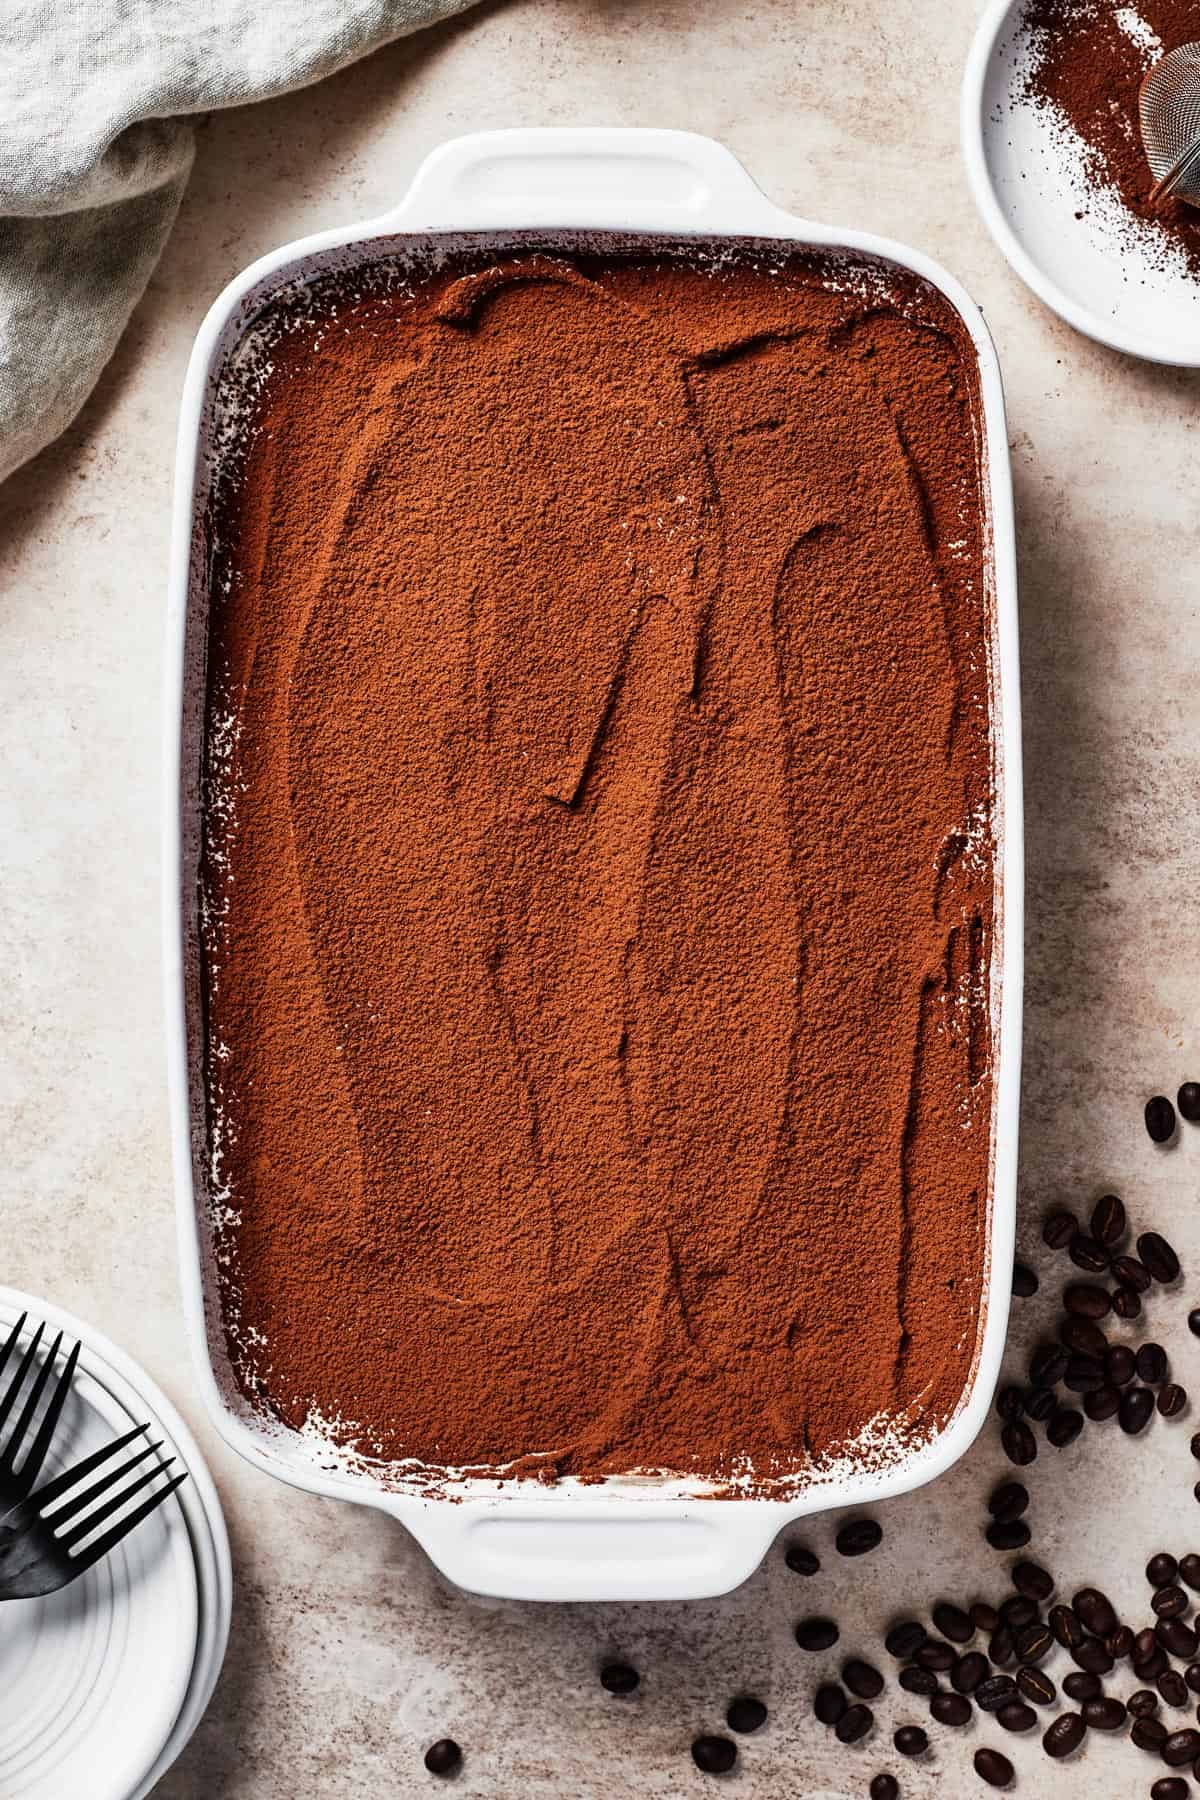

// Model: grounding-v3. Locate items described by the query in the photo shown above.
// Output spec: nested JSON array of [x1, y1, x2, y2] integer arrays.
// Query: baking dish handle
[[379, 128, 796, 236], [404, 1500, 776, 1602]]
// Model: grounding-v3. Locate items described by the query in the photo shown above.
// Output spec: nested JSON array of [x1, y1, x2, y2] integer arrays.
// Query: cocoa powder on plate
[[200, 245, 995, 1488]]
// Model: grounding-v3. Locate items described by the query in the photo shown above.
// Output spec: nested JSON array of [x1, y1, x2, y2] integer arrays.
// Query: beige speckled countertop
[[3, 1, 1200, 1795]]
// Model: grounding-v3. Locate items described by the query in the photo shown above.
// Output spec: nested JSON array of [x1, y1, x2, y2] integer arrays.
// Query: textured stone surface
[[2, 1, 1199, 1794]]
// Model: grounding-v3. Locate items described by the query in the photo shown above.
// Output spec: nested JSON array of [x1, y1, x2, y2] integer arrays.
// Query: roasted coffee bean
[[988, 1482, 1029, 1522], [1120, 1386, 1156, 1435], [1158, 1670, 1189, 1708], [1048, 1407, 1084, 1447], [1064, 1355, 1105, 1394], [995, 1385, 1025, 1421], [1192, 1433, 1200, 1460], [1129, 1689, 1160, 1716], [1160, 1384, 1188, 1418], [844, 1660, 884, 1700], [599, 1662, 640, 1694], [1065, 1280, 1111, 1318], [893, 1725, 928, 1756], [1138, 1343, 1170, 1384], [1082, 1696, 1126, 1730], [834, 1704, 873, 1745], [1001, 1420, 1037, 1465], [1060, 1317, 1108, 1359], [423, 1740, 462, 1777], [997, 1700, 1036, 1732], [1043, 1210, 1077, 1250], [1150, 1780, 1191, 1800], [1012, 1261, 1038, 1298], [885, 1621, 927, 1659], [1024, 1386, 1056, 1423], [915, 1641, 956, 1673], [1158, 1617, 1199, 1660], [1139, 1231, 1182, 1283], [1074, 1588, 1119, 1637], [1179, 1082, 1200, 1122], [1012, 1560, 1054, 1601], [691, 1735, 738, 1774], [1062, 1670, 1101, 1701], [1084, 1385, 1121, 1422], [814, 1684, 847, 1725], [1148, 1553, 1180, 1586], [1190, 1309, 1200, 1339], [1186, 1663, 1200, 1696], [726, 1697, 767, 1734], [1136, 1647, 1170, 1683], [1050, 1606, 1085, 1650], [1069, 1235, 1110, 1273], [1000, 1596, 1039, 1630], [975, 1675, 1018, 1712], [869, 1777, 899, 1800], [796, 1617, 839, 1652], [837, 1518, 882, 1558], [1180, 1555, 1200, 1592], [988, 1627, 1015, 1667], [899, 1665, 938, 1697], [953, 1653, 990, 1695], [1161, 1726, 1200, 1766], [931, 1690, 972, 1727], [1113, 1255, 1154, 1295], [1030, 1343, 1069, 1386], [1107, 1626, 1134, 1660], [1072, 1638, 1114, 1675], [986, 1519, 1031, 1551], [1108, 1347, 1138, 1390], [1112, 1285, 1142, 1320], [1132, 1715, 1169, 1752], [1146, 1096, 1178, 1144], [1153, 1585, 1188, 1619], [932, 1601, 974, 1643], [1136, 1628, 1160, 1664], [973, 1746, 1015, 1788], [1017, 1666, 1056, 1706], [1091, 1192, 1126, 1245], [1016, 1622, 1053, 1665], [971, 1602, 1000, 1633], [786, 1543, 820, 1575], [1042, 1712, 1086, 1758]]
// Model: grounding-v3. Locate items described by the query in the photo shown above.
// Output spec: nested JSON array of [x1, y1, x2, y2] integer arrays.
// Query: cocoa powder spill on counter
[[200, 245, 995, 1489]]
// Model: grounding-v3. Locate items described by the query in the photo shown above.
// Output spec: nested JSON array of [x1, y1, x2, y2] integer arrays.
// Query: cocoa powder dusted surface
[[200, 245, 995, 1491]]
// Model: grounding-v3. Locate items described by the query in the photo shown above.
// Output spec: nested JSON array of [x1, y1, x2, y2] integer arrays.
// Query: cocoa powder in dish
[[200, 244, 995, 1489]]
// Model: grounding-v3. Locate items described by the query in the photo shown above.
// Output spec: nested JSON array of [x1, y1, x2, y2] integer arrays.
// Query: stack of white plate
[[0, 1287, 230, 1800]]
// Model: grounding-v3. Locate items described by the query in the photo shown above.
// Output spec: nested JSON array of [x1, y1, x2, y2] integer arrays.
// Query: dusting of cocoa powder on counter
[[199, 245, 996, 1489]]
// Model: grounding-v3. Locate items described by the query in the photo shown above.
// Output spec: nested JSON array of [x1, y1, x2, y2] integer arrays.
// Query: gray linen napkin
[[0, 0, 477, 485]]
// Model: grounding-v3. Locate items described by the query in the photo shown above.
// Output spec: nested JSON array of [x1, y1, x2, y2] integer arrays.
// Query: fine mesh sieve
[[1140, 43, 1200, 208]]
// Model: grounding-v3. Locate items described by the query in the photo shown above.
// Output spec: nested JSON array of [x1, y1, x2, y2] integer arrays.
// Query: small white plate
[[963, 0, 1200, 364]]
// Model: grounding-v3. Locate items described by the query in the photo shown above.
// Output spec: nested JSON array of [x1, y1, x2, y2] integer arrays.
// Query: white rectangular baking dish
[[164, 127, 1022, 1603]]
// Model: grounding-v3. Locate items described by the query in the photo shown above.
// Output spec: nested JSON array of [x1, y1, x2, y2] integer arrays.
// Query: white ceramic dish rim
[[164, 127, 1023, 1603], [961, 0, 1200, 368]]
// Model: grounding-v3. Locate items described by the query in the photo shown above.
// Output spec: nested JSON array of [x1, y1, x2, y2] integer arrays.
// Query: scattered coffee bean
[[1064, 1355, 1105, 1394], [844, 1660, 884, 1700], [423, 1740, 462, 1777], [599, 1662, 639, 1695], [987, 1519, 1031, 1550], [893, 1725, 927, 1756], [1067, 1280, 1112, 1318], [834, 1704, 873, 1745], [1132, 1715, 1169, 1752], [1148, 1552, 1179, 1586], [1160, 1384, 1188, 1418], [1179, 1555, 1200, 1592], [1146, 1096, 1178, 1144], [1113, 1255, 1153, 1295], [1111, 1285, 1142, 1319], [786, 1544, 819, 1575], [975, 1675, 1018, 1712], [885, 1622, 927, 1659], [1016, 1622, 1053, 1665], [725, 1697, 766, 1734], [1060, 1316, 1108, 1359], [1129, 1689, 1160, 1717], [1048, 1406, 1084, 1447], [1158, 1670, 1189, 1709], [1092, 1192, 1126, 1245], [899, 1666, 937, 1697], [1042, 1711, 1086, 1758], [1186, 1663, 1200, 1696], [1012, 1261, 1038, 1298], [1158, 1617, 1199, 1660], [1107, 1626, 1134, 1659], [1136, 1646, 1169, 1684], [932, 1601, 974, 1643], [1070, 1235, 1111, 1273], [1108, 1344, 1137, 1388], [1013, 1560, 1054, 1601], [1001, 1420, 1037, 1466], [1051, 1606, 1085, 1650], [973, 1746, 1014, 1788], [915, 1641, 956, 1673], [1191, 1434, 1200, 1461], [953, 1653, 990, 1695], [1031, 1343, 1069, 1386], [1043, 1211, 1077, 1250], [1138, 1343, 1169, 1384], [1189, 1309, 1200, 1339], [814, 1684, 847, 1726], [1024, 1386, 1057, 1423], [837, 1519, 882, 1558], [1179, 1082, 1200, 1122], [997, 1700, 1036, 1732], [1074, 1588, 1119, 1637], [1017, 1666, 1056, 1706], [988, 1627, 1015, 1667], [796, 1618, 839, 1652], [1084, 1385, 1121, 1422], [1151, 1780, 1191, 1800], [869, 1777, 899, 1800], [692, 1735, 737, 1774], [1161, 1726, 1200, 1766], [1072, 1638, 1114, 1675], [971, 1602, 1000, 1633], [1120, 1386, 1156, 1435], [988, 1482, 1029, 1522], [1153, 1585, 1188, 1619], [931, 1690, 973, 1727], [1062, 1670, 1101, 1701], [1000, 1596, 1038, 1630], [1139, 1231, 1181, 1283], [1082, 1695, 1126, 1730], [996, 1385, 1025, 1421]]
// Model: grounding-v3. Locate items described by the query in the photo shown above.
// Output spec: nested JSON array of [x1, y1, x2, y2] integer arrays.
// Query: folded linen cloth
[[0, 0, 477, 485]]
